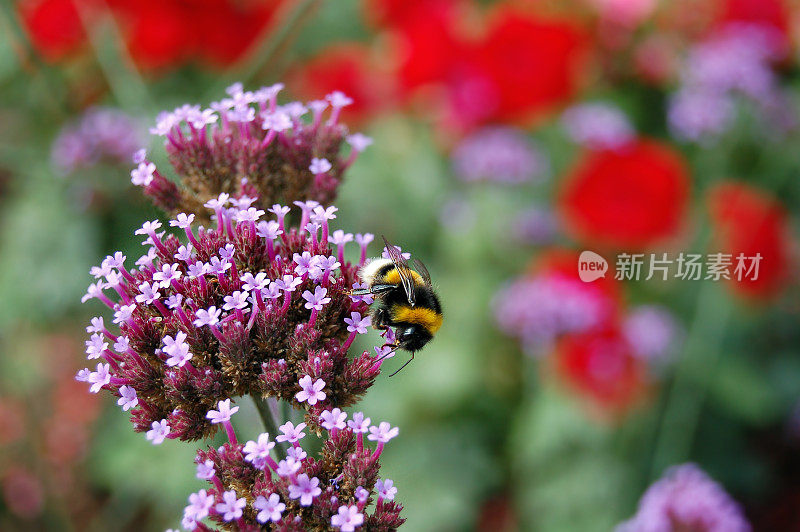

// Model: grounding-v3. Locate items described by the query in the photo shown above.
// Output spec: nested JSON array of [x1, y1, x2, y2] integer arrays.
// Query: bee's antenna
[[388, 353, 415, 377]]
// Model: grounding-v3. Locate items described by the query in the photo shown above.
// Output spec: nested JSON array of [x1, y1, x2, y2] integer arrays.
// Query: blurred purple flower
[[51, 107, 145, 175], [561, 103, 635, 150], [494, 274, 610, 354], [669, 24, 795, 143], [617, 463, 750, 532], [667, 89, 733, 143], [512, 207, 559, 245], [451, 126, 547, 184], [623, 305, 681, 363]]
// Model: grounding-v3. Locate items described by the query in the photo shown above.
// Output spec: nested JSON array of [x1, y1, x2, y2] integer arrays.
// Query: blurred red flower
[[390, 4, 588, 131], [559, 139, 691, 250], [19, 0, 86, 61], [20, 0, 280, 70], [363, 0, 462, 30], [290, 43, 395, 126], [554, 326, 647, 415], [716, 0, 789, 40], [707, 181, 792, 299], [476, 8, 589, 124], [531, 248, 621, 311]]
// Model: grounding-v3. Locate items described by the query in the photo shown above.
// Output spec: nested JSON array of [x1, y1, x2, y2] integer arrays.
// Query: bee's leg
[[372, 306, 391, 330]]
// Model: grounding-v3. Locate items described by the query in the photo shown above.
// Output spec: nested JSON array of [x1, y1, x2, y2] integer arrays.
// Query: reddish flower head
[[560, 139, 691, 250], [553, 326, 647, 415], [290, 44, 395, 127], [20, 0, 86, 61], [707, 181, 792, 299], [716, 0, 790, 42], [476, 8, 589, 124]]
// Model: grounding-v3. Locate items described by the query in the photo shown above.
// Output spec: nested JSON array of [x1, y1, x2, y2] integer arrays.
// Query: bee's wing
[[413, 258, 433, 286], [382, 235, 416, 306]]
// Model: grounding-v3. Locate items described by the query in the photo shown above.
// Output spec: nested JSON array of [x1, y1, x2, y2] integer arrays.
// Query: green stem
[[252, 395, 290, 454], [649, 283, 731, 479], [0, 0, 68, 118]]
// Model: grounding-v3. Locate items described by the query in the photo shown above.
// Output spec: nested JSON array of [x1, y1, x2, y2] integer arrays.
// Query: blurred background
[[1, 0, 800, 530]]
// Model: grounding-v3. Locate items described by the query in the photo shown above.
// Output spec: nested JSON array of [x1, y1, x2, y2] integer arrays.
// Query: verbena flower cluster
[[131, 82, 372, 221], [177, 401, 403, 531], [616, 463, 750, 532], [76, 82, 406, 529], [77, 194, 395, 442]]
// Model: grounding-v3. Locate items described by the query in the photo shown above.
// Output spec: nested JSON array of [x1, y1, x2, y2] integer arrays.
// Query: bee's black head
[[395, 325, 432, 352]]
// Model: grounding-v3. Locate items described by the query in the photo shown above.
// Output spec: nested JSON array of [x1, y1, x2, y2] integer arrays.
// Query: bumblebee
[[350, 236, 442, 376]]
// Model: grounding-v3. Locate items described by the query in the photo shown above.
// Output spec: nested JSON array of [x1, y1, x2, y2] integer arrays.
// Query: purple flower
[[355, 486, 369, 502], [85, 333, 108, 360], [293, 251, 314, 276], [668, 89, 733, 143], [51, 106, 145, 175], [113, 336, 130, 353], [276, 421, 307, 443], [277, 457, 302, 477], [131, 162, 156, 186], [561, 103, 635, 150], [185, 489, 214, 522], [276, 274, 301, 293], [368, 422, 399, 443], [117, 385, 138, 411], [320, 408, 347, 431], [376, 478, 397, 501], [617, 463, 750, 532], [295, 375, 326, 405], [215, 490, 246, 521], [222, 290, 250, 311], [196, 460, 215, 480], [170, 212, 195, 229], [152, 263, 181, 288], [331, 504, 364, 531], [206, 399, 239, 424], [289, 474, 322, 506], [309, 157, 332, 175], [87, 362, 111, 393], [243, 433, 275, 466], [493, 273, 610, 354], [347, 133, 373, 152], [623, 305, 680, 363], [347, 412, 371, 433], [193, 306, 221, 327], [345, 312, 371, 335], [146, 419, 170, 445], [451, 126, 546, 184], [327, 91, 353, 108], [302, 287, 331, 311], [287, 446, 307, 461], [254, 493, 285, 523]]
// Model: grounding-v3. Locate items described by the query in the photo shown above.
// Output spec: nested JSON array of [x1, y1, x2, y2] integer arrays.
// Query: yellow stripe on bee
[[392, 306, 443, 334], [383, 268, 424, 286]]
